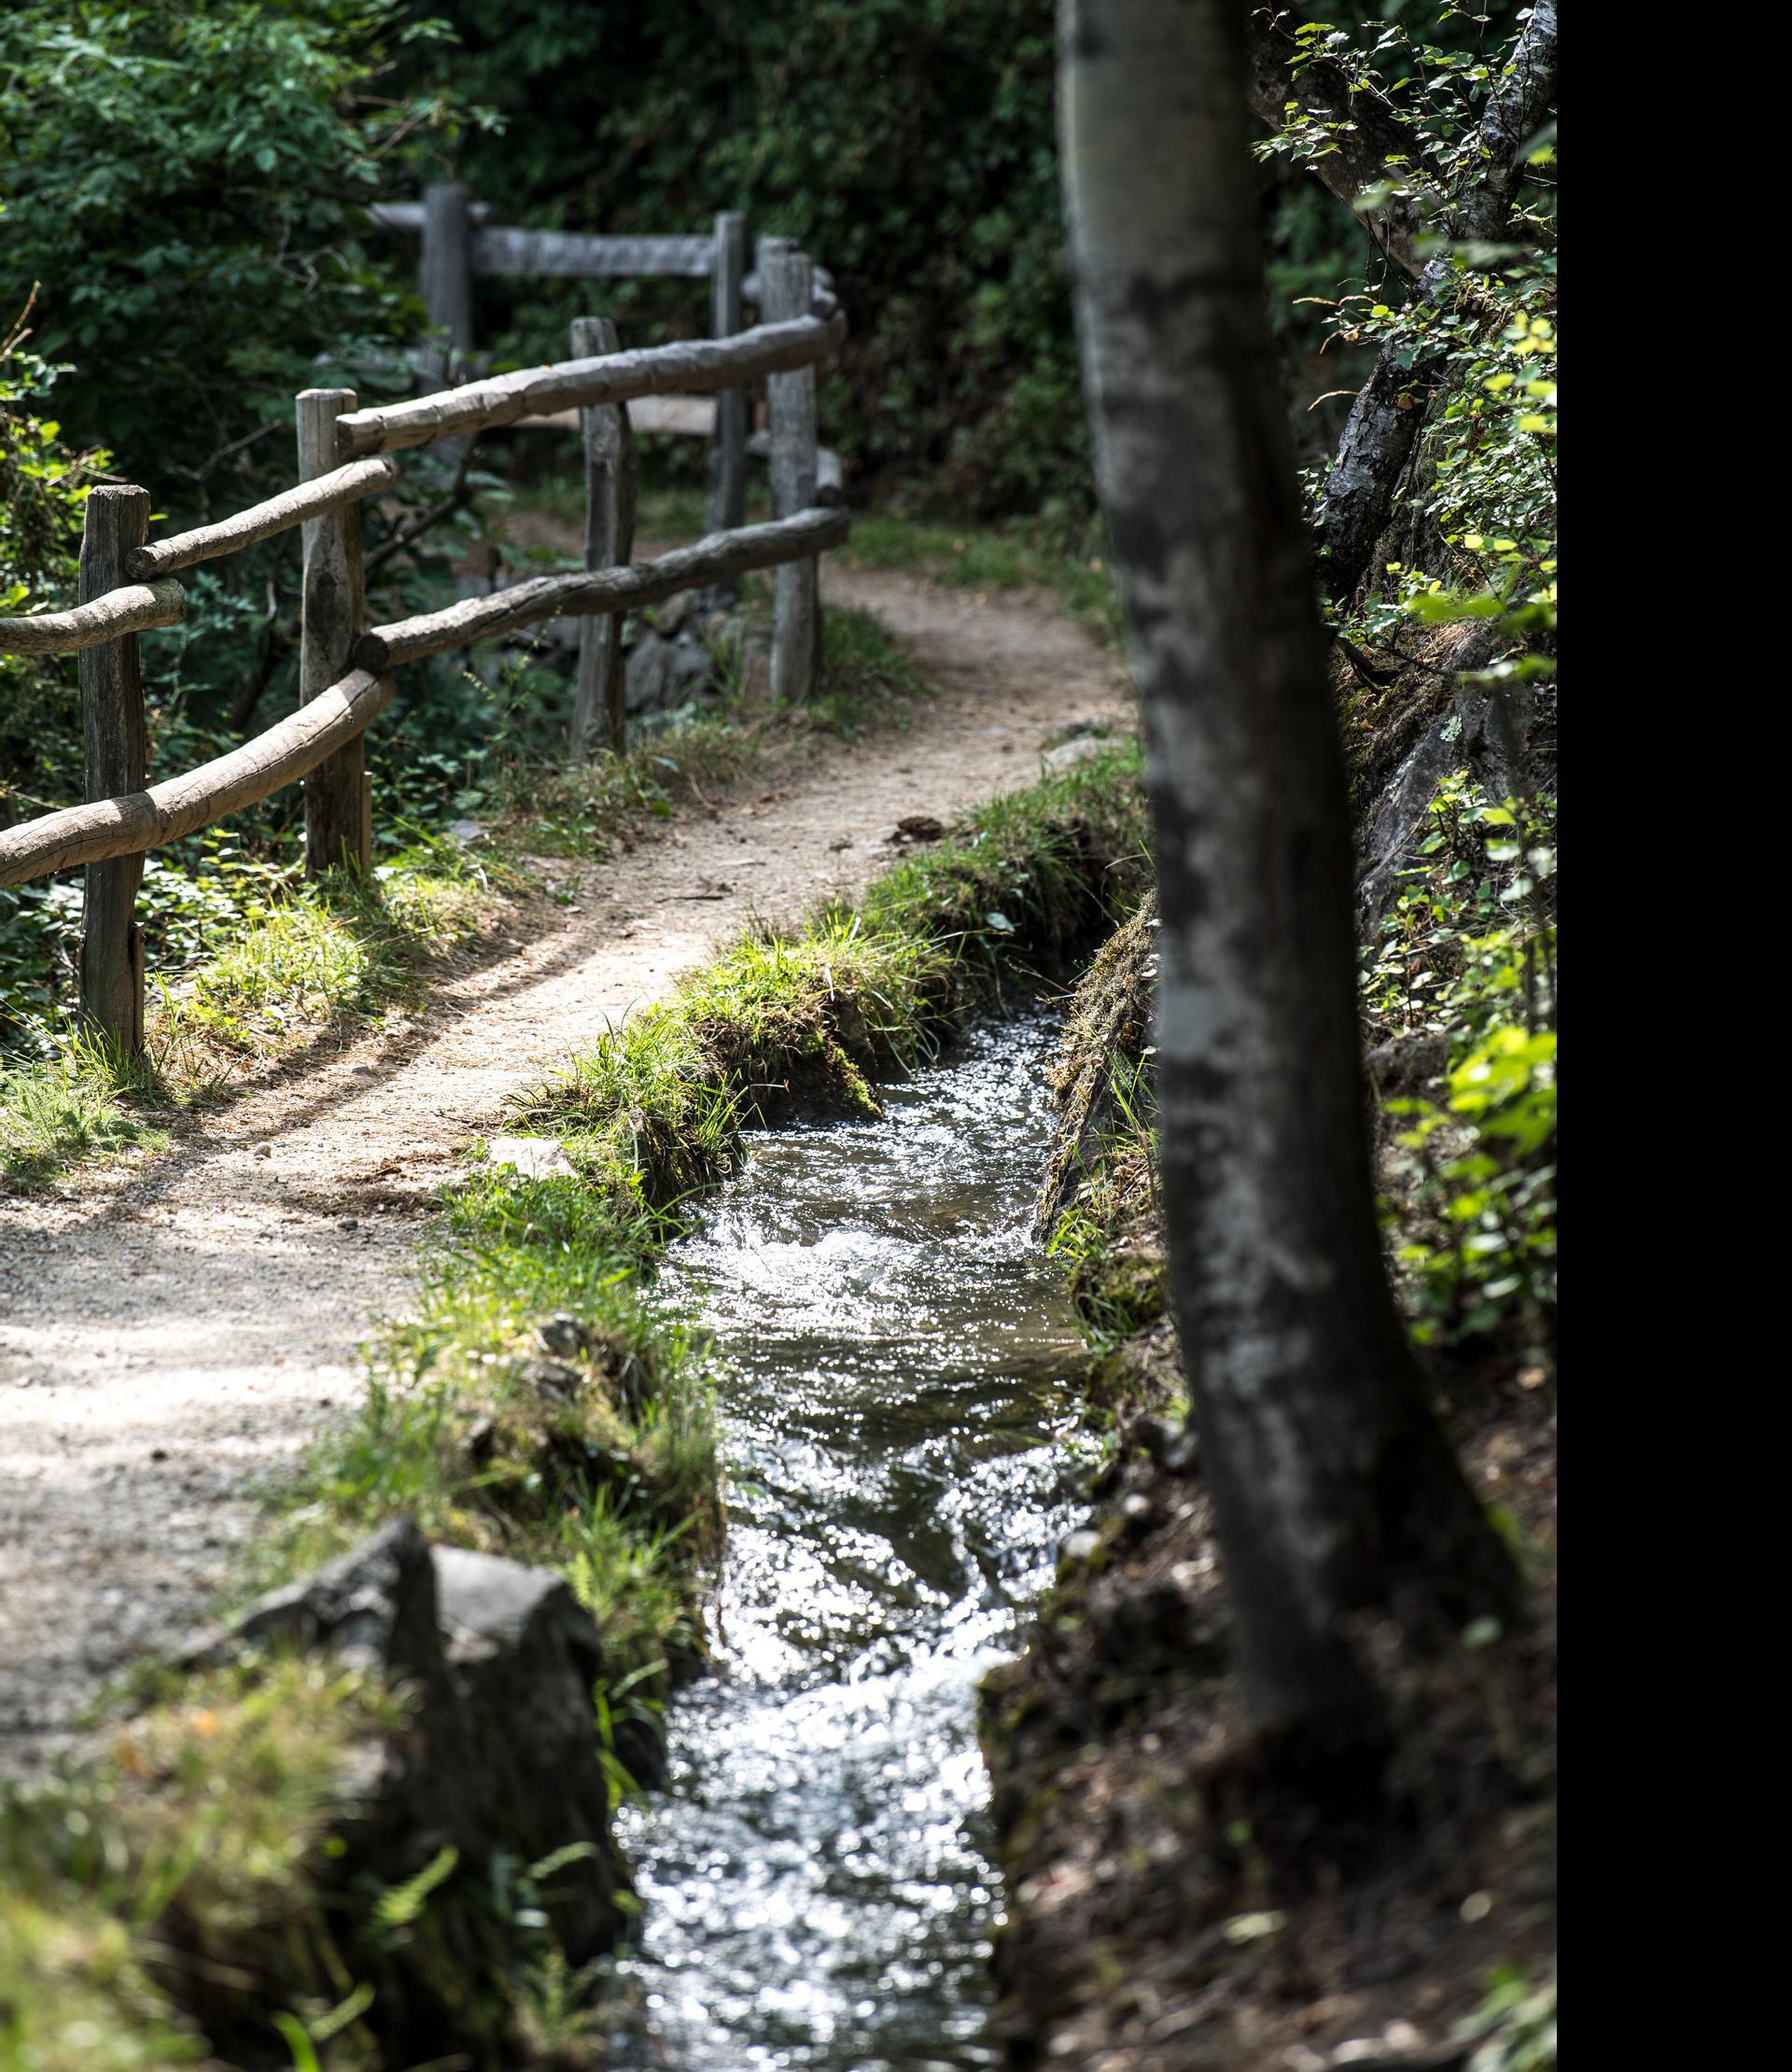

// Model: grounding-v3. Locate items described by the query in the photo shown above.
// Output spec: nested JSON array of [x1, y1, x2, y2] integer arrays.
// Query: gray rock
[[489, 1134, 575, 1183], [625, 626, 721, 716], [1041, 734, 1109, 774], [1047, 714, 1117, 746], [202, 1515, 445, 1687], [1356, 664, 1535, 932], [536, 1311, 591, 1359], [515, 1355, 583, 1402], [176, 1518, 633, 1999], [625, 629, 679, 715], [429, 1544, 622, 1950]]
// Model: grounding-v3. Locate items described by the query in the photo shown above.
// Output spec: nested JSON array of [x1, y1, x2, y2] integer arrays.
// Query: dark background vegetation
[[2, 0, 1541, 1047]]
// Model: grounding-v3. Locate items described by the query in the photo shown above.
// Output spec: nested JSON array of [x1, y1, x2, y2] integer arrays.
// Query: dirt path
[[0, 566, 1130, 1776]]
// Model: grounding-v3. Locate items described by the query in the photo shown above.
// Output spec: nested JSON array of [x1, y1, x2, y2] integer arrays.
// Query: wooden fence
[[369, 188, 835, 547], [0, 243, 847, 1057]]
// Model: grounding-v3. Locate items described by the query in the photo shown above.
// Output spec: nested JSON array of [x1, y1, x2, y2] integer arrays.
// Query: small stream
[[609, 1014, 1088, 2071]]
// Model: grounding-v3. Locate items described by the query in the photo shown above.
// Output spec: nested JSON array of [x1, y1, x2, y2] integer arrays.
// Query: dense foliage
[[0, 0, 477, 499], [415, 0, 1393, 521]]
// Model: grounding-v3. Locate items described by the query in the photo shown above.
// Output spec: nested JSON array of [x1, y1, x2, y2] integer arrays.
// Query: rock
[[536, 1311, 591, 1359], [625, 626, 718, 716], [172, 1519, 634, 2045], [1136, 1415, 1200, 1477], [1046, 714, 1116, 746], [489, 1135, 576, 1183], [889, 813, 945, 845], [1041, 734, 1109, 773], [624, 630, 678, 715], [515, 1355, 583, 1402], [1364, 1030, 1449, 1098], [212, 1516, 447, 1684], [430, 1544, 624, 1948], [1356, 661, 1535, 931], [446, 817, 487, 847]]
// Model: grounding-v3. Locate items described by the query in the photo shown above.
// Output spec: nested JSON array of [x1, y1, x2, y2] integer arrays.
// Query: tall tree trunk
[[1058, 0, 1517, 1744]]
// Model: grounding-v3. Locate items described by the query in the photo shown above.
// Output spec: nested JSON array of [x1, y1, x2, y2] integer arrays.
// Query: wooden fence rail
[[128, 457, 398, 580], [0, 253, 847, 1056], [334, 313, 845, 457], [0, 580, 186, 656]]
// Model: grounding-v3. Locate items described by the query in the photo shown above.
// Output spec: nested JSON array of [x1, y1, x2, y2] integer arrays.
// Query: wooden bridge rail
[[0, 259, 845, 1055]]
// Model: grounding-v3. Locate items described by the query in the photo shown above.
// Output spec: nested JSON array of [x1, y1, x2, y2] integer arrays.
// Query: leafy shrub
[[0, 1, 465, 496], [1363, 772, 1557, 1351]]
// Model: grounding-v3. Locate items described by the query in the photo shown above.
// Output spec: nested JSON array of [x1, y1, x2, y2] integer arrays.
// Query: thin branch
[[363, 438, 481, 580]]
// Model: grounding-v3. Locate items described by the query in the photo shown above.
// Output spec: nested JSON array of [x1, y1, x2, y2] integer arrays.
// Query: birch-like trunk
[[1058, 0, 1516, 1741]]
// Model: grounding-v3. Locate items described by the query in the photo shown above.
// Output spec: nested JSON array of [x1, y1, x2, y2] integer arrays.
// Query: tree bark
[[1059, 0, 1516, 1743], [1241, 8, 1433, 281]]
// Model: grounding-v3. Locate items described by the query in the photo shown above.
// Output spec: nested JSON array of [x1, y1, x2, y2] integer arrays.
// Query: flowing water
[[610, 1014, 1089, 2071]]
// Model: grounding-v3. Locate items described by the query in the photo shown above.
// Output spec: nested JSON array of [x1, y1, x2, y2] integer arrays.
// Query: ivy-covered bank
[[0, 743, 1147, 2071]]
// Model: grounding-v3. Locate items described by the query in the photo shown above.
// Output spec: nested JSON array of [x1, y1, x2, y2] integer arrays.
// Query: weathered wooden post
[[761, 239, 820, 702], [77, 485, 149, 1055], [569, 316, 637, 760], [295, 388, 371, 874], [421, 181, 475, 380], [707, 211, 749, 551]]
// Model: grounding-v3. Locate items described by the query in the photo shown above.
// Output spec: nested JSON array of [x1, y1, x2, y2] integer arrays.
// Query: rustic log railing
[[0, 262, 847, 1056]]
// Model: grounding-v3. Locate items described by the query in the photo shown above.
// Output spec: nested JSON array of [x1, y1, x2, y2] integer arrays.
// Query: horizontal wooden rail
[[335, 313, 847, 458], [369, 199, 496, 231], [509, 399, 846, 503], [0, 672, 391, 888], [473, 227, 716, 279], [369, 203, 715, 278], [128, 457, 399, 579], [0, 579, 185, 656], [356, 507, 850, 670]]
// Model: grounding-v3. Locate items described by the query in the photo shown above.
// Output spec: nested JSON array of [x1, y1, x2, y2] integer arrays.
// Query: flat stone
[[489, 1136, 576, 1182]]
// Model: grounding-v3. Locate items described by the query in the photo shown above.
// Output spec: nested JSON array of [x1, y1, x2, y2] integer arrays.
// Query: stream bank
[[2, 738, 1150, 2068], [974, 676, 1558, 2069]]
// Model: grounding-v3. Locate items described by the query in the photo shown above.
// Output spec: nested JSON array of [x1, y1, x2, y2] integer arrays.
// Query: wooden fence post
[[421, 182, 475, 380], [77, 485, 149, 1055], [761, 239, 820, 701], [569, 316, 638, 761], [707, 211, 749, 553], [296, 388, 371, 875]]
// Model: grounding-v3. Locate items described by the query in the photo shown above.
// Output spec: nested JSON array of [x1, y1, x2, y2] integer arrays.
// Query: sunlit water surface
[[609, 1015, 1088, 2071]]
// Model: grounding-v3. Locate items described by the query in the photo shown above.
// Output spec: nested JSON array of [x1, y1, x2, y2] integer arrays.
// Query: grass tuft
[[158, 840, 501, 1071], [0, 1038, 169, 1192]]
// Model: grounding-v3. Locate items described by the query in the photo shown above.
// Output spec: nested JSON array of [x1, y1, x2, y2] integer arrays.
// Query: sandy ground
[[0, 564, 1130, 1776]]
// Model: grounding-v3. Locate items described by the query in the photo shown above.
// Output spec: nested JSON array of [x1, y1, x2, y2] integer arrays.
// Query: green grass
[[1, 1656, 417, 2072], [841, 509, 1124, 647], [0, 1041, 169, 1191], [158, 837, 504, 1069]]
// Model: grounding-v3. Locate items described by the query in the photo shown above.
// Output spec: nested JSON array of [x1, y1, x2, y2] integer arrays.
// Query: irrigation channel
[[610, 1012, 1092, 2070]]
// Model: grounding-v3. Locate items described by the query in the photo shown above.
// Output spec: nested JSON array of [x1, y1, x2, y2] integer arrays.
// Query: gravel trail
[[0, 565, 1129, 1774]]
